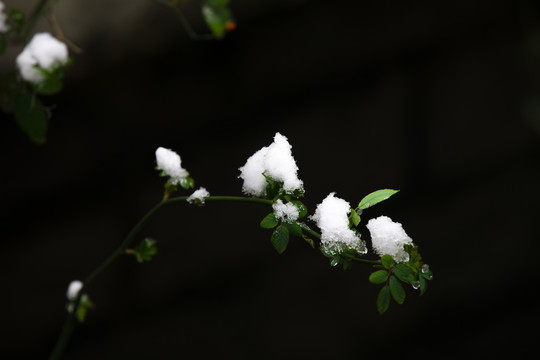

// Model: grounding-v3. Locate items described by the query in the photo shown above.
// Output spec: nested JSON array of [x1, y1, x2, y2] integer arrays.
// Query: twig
[[150, 0, 215, 40], [46, 12, 83, 54]]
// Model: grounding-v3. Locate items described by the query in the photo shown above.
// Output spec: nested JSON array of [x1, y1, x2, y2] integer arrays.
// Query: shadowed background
[[1, 0, 539, 358]]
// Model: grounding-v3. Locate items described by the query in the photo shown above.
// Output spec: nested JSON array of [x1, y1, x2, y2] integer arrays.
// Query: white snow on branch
[[366, 216, 413, 262], [0, 2, 8, 33], [66, 280, 83, 301], [272, 199, 299, 221], [311, 193, 366, 255], [155, 147, 189, 185], [238, 132, 303, 197], [187, 187, 210, 204], [16, 32, 69, 83]]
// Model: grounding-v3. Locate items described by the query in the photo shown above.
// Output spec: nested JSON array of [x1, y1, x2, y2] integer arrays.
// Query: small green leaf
[[369, 270, 388, 284], [381, 255, 394, 270], [32, 68, 63, 95], [284, 221, 303, 237], [358, 189, 399, 210], [76, 304, 87, 322], [14, 91, 48, 144], [263, 174, 283, 200], [290, 200, 307, 219], [330, 255, 340, 267], [202, 1, 232, 39], [419, 276, 427, 296], [349, 208, 361, 227], [271, 225, 289, 254], [342, 259, 353, 270], [302, 235, 316, 249], [180, 175, 195, 190], [9, 9, 25, 31], [127, 238, 158, 263], [389, 275, 406, 304], [75, 296, 94, 323], [404, 243, 422, 269], [393, 263, 416, 284], [260, 213, 279, 229], [377, 286, 391, 314], [0, 73, 22, 113]]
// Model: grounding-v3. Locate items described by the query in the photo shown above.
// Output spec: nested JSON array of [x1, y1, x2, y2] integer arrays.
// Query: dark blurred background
[[1, 0, 540, 358]]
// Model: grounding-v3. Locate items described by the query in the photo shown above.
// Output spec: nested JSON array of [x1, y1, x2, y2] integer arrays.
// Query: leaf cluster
[[1, 74, 50, 144], [126, 238, 158, 263], [1, 18, 71, 146], [75, 295, 94, 323], [0, 8, 25, 54], [202, 0, 235, 39], [157, 169, 195, 199], [369, 250, 433, 314], [259, 177, 312, 255]]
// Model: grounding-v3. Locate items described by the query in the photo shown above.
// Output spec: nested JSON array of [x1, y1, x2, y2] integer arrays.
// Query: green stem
[[22, 0, 55, 39], [150, 0, 215, 40], [49, 194, 380, 359], [49, 195, 272, 360], [303, 227, 321, 240], [342, 253, 381, 266]]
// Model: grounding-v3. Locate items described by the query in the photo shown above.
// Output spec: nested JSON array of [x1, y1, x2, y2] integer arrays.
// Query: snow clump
[[16, 32, 69, 83], [238, 132, 303, 197], [187, 187, 210, 204], [272, 199, 299, 221], [66, 280, 83, 301], [311, 193, 366, 255], [155, 147, 189, 185], [366, 216, 413, 262], [0, 2, 8, 33]]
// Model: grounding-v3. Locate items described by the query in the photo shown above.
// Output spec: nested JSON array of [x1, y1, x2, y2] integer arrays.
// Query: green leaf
[[302, 234, 316, 249], [260, 213, 279, 229], [393, 263, 416, 284], [271, 225, 289, 254], [76, 304, 88, 322], [14, 92, 48, 144], [127, 238, 158, 263], [369, 270, 388, 284], [349, 208, 361, 227], [9, 9, 25, 31], [74, 294, 94, 323], [419, 276, 427, 296], [76, 296, 94, 323], [0, 73, 22, 113], [180, 175, 195, 190], [32, 68, 63, 95], [284, 221, 303, 237], [330, 255, 340, 267], [404, 243, 422, 269], [263, 174, 283, 200], [290, 200, 307, 219], [377, 286, 391, 314], [202, 1, 232, 39], [381, 255, 394, 270], [389, 275, 406, 304], [342, 259, 353, 270], [358, 189, 399, 210]]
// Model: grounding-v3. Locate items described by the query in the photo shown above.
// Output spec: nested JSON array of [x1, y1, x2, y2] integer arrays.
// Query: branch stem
[[23, 0, 55, 39], [49, 195, 272, 360], [49, 194, 379, 359]]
